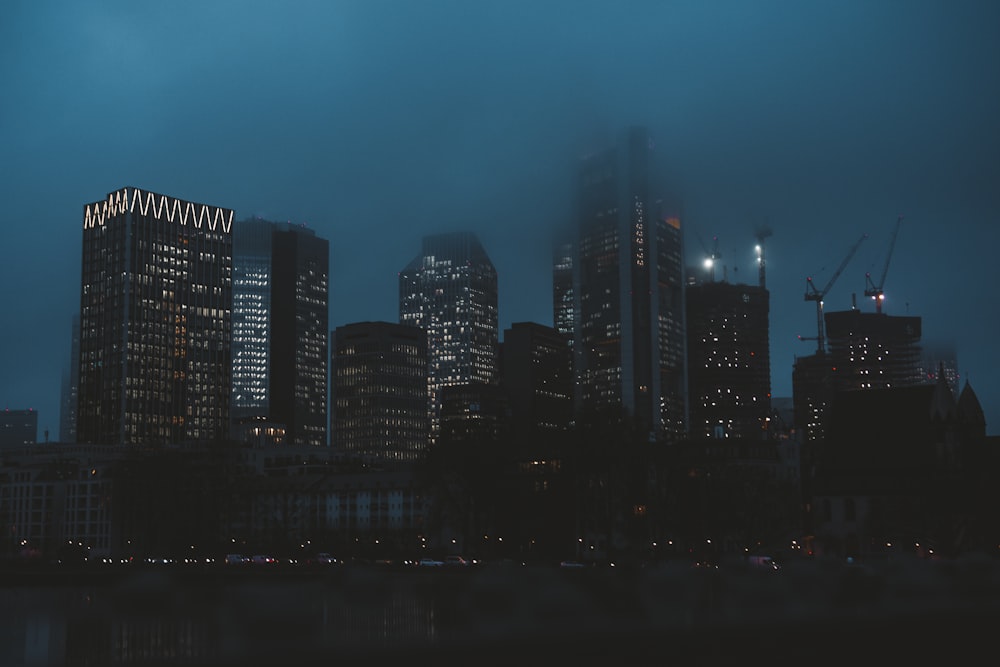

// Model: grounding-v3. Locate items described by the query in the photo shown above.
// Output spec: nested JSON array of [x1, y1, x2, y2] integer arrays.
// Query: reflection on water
[[4, 557, 1000, 665], [2, 568, 441, 665]]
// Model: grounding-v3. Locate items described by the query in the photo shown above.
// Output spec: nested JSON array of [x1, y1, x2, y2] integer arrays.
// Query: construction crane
[[695, 231, 722, 283], [755, 225, 773, 289], [802, 232, 868, 354], [864, 215, 904, 314]]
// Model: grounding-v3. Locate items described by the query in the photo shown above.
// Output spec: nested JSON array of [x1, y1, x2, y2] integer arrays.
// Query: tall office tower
[[825, 309, 923, 392], [59, 313, 80, 443], [231, 219, 329, 446], [77, 187, 233, 446], [501, 322, 573, 439], [552, 229, 575, 342], [686, 281, 771, 439], [0, 409, 38, 448], [330, 321, 428, 461], [574, 125, 686, 439], [399, 232, 499, 442]]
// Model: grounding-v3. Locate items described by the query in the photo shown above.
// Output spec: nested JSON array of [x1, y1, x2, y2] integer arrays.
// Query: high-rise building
[[0, 408, 38, 448], [825, 309, 922, 392], [686, 281, 771, 439], [501, 322, 573, 439], [231, 219, 329, 446], [330, 321, 428, 462], [59, 313, 80, 443], [399, 232, 498, 441], [573, 125, 686, 439], [552, 229, 574, 342], [77, 187, 233, 446]]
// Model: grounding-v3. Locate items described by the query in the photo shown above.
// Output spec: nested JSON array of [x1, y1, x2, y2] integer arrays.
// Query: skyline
[[3, 1, 999, 435]]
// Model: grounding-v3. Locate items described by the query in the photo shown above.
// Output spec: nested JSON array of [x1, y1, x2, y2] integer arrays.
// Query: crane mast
[[864, 215, 904, 314], [803, 232, 868, 354], [755, 226, 773, 289]]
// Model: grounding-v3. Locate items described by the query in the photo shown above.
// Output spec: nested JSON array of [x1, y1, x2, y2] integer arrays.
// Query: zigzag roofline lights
[[83, 186, 234, 233]]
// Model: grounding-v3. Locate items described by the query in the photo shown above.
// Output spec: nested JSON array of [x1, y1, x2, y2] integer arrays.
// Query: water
[[2, 558, 999, 666]]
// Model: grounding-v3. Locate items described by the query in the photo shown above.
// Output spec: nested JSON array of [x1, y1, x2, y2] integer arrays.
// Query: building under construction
[[686, 280, 771, 439], [825, 309, 923, 392]]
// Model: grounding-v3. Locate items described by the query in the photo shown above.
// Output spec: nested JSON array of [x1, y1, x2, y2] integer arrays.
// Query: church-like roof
[[957, 379, 986, 426]]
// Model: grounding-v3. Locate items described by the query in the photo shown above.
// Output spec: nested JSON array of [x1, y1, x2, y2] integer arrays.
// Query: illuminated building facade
[[77, 187, 233, 446], [330, 321, 428, 461], [552, 229, 575, 341], [574, 126, 686, 439], [232, 219, 329, 446], [399, 232, 498, 442], [685, 281, 771, 439]]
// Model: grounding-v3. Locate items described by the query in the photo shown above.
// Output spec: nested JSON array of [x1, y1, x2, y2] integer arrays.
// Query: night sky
[[3, 1, 999, 436]]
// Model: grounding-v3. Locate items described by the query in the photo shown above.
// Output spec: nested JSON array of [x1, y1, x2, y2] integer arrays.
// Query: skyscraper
[[399, 232, 498, 441], [330, 321, 428, 461], [77, 187, 233, 445], [232, 218, 329, 446], [573, 126, 686, 439], [685, 280, 771, 439]]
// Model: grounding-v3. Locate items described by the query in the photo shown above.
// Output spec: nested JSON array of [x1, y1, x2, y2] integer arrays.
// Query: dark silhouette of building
[[0, 408, 37, 448], [573, 125, 685, 439], [439, 382, 509, 447], [232, 218, 329, 446], [792, 352, 835, 444], [810, 374, 995, 558], [685, 280, 771, 439], [399, 232, 498, 443], [330, 321, 428, 462], [59, 314, 80, 443], [500, 322, 573, 440], [77, 187, 233, 445]]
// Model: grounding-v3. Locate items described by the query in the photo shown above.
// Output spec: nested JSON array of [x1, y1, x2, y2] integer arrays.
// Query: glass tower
[[77, 187, 233, 445], [399, 232, 498, 442], [574, 126, 686, 439], [232, 219, 329, 446]]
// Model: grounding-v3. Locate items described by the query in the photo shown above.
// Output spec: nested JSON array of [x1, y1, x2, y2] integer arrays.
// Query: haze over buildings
[[2, 2, 999, 435]]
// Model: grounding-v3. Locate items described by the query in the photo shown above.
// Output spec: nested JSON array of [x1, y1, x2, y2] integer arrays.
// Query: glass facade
[[77, 187, 233, 445], [399, 232, 498, 442], [331, 322, 428, 461], [574, 127, 686, 439], [231, 219, 329, 446]]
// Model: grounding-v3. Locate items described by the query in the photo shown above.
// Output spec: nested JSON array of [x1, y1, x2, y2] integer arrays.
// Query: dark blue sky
[[3, 0, 999, 436]]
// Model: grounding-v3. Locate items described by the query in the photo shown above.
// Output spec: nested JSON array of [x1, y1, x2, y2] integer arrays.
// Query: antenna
[[802, 233, 868, 354]]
